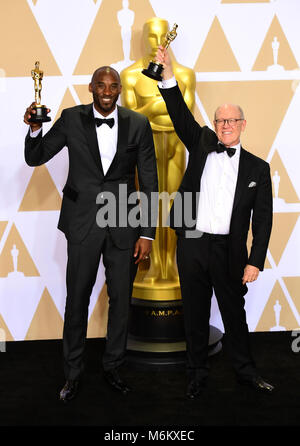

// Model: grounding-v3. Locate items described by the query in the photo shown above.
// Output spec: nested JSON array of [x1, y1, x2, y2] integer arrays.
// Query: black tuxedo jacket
[[159, 84, 273, 279], [25, 103, 158, 248]]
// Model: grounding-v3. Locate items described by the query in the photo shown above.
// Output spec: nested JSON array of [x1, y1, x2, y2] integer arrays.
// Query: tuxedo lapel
[[80, 104, 104, 176], [232, 148, 252, 211], [193, 151, 208, 192]]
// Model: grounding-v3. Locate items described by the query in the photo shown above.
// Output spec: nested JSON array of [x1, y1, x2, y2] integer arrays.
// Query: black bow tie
[[95, 117, 114, 128], [216, 143, 236, 157]]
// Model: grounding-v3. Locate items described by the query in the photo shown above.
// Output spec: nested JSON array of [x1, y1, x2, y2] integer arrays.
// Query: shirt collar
[[93, 104, 118, 122], [218, 141, 241, 155]]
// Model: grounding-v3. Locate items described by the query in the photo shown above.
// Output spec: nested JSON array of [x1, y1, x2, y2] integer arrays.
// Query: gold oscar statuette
[[142, 23, 178, 81], [28, 61, 51, 123]]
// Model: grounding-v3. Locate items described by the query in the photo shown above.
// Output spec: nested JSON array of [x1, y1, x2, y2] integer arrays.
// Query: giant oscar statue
[[121, 18, 221, 365]]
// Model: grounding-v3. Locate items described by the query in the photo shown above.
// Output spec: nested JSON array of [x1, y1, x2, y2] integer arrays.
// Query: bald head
[[91, 66, 121, 85]]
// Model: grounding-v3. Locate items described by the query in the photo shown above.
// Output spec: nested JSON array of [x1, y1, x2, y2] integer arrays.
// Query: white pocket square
[[248, 181, 257, 188]]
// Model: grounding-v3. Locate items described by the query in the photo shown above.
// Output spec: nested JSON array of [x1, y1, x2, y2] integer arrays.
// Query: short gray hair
[[214, 104, 245, 121]]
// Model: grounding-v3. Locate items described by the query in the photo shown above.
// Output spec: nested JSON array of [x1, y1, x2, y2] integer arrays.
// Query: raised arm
[[155, 47, 204, 149]]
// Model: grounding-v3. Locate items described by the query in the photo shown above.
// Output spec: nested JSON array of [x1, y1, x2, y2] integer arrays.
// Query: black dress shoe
[[238, 375, 274, 393], [104, 369, 131, 394], [186, 379, 206, 399], [59, 380, 79, 402]]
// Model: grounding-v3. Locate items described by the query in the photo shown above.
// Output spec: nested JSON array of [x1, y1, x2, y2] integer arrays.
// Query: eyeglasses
[[215, 118, 244, 127]]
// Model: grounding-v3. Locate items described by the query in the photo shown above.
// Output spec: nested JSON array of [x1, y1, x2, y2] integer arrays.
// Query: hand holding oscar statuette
[[142, 23, 178, 81], [28, 61, 51, 123]]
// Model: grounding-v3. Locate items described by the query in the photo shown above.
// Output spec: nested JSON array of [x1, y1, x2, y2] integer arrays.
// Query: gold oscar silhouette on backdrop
[[121, 17, 195, 302], [121, 18, 196, 360]]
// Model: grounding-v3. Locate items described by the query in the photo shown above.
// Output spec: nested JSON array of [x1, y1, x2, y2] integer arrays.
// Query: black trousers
[[176, 233, 257, 381], [63, 224, 138, 380]]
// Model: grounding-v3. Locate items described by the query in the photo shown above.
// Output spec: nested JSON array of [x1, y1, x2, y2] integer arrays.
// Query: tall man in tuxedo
[[156, 47, 274, 399], [23, 66, 158, 402]]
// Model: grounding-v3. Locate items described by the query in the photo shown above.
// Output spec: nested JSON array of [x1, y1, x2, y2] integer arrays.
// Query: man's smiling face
[[89, 67, 122, 116], [214, 104, 246, 148]]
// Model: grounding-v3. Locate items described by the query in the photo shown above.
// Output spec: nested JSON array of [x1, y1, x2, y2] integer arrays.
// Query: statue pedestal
[[127, 282, 223, 369]]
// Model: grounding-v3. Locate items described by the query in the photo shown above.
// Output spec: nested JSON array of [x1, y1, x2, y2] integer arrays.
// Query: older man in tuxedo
[[156, 47, 274, 399], [23, 66, 158, 402]]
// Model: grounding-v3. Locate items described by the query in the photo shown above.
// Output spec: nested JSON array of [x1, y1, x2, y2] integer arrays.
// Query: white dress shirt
[[93, 105, 118, 175], [159, 76, 240, 235], [196, 145, 240, 234]]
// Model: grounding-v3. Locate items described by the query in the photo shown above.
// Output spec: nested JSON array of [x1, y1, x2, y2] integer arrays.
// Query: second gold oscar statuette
[[142, 23, 178, 81], [28, 61, 51, 123]]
